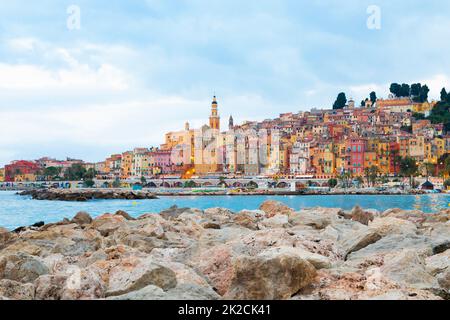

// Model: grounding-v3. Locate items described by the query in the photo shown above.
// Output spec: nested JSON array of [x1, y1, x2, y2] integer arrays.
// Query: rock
[[259, 214, 289, 229], [339, 228, 382, 259], [0, 227, 13, 245], [260, 247, 332, 270], [91, 214, 127, 237], [160, 206, 191, 220], [192, 244, 235, 296], [34, 275, 67, 300], [369, 217, 418, 237], [204, 208, 233, 224], [71, 212, 93, 225], [0, 253, 49, 283], [115, 210, 135, 221], [107, 283, 220, 300], [202, 222, 221, 229], [437, 269, 450, 294], [380, 250, 438, 291], [106, 257, 177, 297], [290, 208, 338, 230], [349, 206, 374, 226], [425, 250, 449, 275], [232, 210, 263, 230], [259, 200, 294, 218], [381, 209, 427, 225], [224, 249, 317, 300], [0, 279, 35, 300]]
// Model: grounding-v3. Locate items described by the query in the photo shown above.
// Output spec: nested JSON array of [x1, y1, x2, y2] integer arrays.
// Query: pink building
[[150, 149, 173, 174], [349, 138, 365, 175]]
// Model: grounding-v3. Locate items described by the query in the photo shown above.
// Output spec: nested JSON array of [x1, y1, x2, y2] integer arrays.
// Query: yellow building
[[121, 151, 133, 179], [0, 168, 4, 182], [14, 174, 37, 182], [377, 142, 390, 174]]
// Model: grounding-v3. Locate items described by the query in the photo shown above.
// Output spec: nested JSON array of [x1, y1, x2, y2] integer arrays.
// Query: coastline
[[15, 187, 432, 201], [0, 201, 448, 300]]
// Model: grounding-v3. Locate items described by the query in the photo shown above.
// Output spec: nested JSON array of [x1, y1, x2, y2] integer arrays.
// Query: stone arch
[[246, 181, 258, 189], [232, 182, 242, 188], [202, 182, 213, 187], [173, 182, 183, 188], [146, 182, 158, 188], [161, 182, 171, 188], [276, 181, 289, 188], [217, 181, 228, 188]]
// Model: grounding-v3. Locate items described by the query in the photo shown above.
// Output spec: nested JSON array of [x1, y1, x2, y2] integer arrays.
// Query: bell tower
[[209, 96, 220, 131]]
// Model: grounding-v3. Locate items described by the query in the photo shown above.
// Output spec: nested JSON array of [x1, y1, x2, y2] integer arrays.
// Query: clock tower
[[209, 96, 220, 131]]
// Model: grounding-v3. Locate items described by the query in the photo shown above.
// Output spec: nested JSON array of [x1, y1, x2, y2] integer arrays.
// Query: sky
[[1, 0, 450, 166]]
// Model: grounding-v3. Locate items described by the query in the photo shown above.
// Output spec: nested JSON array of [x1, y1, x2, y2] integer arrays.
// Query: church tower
[[229, 115, 234, 130], [209, 96, 220, 131]]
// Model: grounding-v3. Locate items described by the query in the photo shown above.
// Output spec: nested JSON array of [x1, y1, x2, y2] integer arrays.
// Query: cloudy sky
[[1, 0, 450, 166]]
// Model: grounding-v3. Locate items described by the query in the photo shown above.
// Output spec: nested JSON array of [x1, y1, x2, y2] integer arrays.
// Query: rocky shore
[[0, 201, 449, 300], [18, 189, 158, 201]]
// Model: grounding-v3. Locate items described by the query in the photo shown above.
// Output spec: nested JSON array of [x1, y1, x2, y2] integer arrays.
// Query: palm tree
[[399, 157, 418, 188]]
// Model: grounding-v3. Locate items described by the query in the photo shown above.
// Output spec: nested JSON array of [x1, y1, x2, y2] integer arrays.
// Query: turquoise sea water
[[0, 191, 449, 230]]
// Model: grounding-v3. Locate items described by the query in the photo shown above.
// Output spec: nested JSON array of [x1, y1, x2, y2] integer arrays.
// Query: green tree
[[64, 164, 86, 181], [112, 177, 121, 188], [440, 88, 447, 102], [411, 83, 422, 98], [84, 179, 95, 188], [400, 83, 410, 97], [422, 163, 435, 179], [390, 83, 401, 97], [360, 100, 366, 107], [370, 91, 377, 104], [333, 92, 347, 110], [43, 167, 61, 180], [444, 179, 450, 189], [399, 157, 418, 187], [328, 178, 338, 188], [140, 176, 147, 185], [84, 168, 96, 180], [418, 85, 430, 103]]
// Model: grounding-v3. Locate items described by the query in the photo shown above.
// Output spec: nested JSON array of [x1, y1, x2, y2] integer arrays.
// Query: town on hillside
[[2, 84, 450, 190]]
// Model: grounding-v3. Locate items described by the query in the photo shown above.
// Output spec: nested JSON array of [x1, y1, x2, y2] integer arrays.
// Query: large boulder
[[91, 214, 128, 237], [191, 244, 235, 296], [259, 201, 294, 218], [71, 212, 92, 225], [259, 214, 290, 229], [107, 283, 220, 300], [349, 206, 374, 226], [380, 250, 439, 291], [106, 257, 177, 297], [224, 249, 317, 300], [0, 253, 49, 283], [0, 227, 13, 245], [0, 279, 35, 300], [368, 217, 418, 237]]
